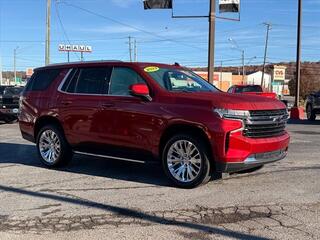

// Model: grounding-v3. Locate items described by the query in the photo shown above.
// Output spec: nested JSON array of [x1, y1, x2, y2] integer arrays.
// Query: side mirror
[[129, 83, 152, 101]]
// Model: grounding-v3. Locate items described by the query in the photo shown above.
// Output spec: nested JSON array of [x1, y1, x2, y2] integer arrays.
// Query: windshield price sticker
[[144, 66, 160, 73]]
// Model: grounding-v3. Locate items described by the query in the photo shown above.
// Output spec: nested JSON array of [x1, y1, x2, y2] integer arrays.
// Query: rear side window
[[109, 67, 145, 96], [61, 69, 79, 93], [26, 69, 61, 91], [61, 67, 112, 94]]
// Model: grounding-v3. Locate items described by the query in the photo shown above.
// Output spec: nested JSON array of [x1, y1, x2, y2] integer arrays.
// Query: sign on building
[[26, 68, 34, 77], [219, 0, 240, 13], [58, 44, 92, 53], [273, 65, 286, 81]]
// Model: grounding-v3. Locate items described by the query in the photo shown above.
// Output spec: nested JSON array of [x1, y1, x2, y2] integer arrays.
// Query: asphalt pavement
[[0, 120, 319, 240]]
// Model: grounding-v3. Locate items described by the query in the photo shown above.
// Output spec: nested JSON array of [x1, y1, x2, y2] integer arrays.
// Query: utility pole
[[128, 36, 133, 62], [208, 0, 216, 84], [45, 0, 51, 65], [14, 47, 18, 84], [294, 0, 302, 108], [261, 22, 271, 88], [134, 39, 137, 62]]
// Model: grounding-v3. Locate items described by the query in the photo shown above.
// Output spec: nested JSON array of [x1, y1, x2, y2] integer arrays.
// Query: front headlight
[[213, 108, 250, 119]]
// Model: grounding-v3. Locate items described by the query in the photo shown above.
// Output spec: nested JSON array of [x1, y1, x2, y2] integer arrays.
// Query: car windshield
[[235, 86, 263, 93], [0, 86, 6, 95], [4, 87, 24, 95], [144, 66, 218, 93]]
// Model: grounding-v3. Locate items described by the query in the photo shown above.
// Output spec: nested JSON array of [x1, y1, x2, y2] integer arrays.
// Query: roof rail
[[46, 60, 123, 67]]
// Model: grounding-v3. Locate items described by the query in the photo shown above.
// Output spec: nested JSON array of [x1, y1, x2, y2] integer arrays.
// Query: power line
[[59, 1, 206, 51], [55, 0, 81, 60]]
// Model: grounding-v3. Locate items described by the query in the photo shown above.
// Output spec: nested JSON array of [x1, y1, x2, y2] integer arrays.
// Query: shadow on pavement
[[0, 184, 270, 240], [0, 142, 170, 187], [288, 119, 320, 125]]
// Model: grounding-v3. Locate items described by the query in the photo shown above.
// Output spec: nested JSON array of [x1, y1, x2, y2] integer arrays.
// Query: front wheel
[[162, 134, 211, 188], [36, 125, 73, 167]]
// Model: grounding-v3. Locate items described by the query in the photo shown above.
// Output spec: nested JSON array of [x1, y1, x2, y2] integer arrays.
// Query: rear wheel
[[306, 104, 316, 121], [36, 125, 72, 167], [162, 134, 211, 188]]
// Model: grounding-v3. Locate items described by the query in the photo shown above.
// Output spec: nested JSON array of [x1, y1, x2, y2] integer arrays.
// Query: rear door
[[57, 67, 112, 148]]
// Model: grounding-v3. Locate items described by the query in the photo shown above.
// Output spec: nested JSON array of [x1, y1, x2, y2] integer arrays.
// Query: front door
[[98, 66, 161, 161]]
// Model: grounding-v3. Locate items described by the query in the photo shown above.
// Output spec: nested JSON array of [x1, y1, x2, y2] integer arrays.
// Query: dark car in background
[[306, 91, 320, 121], [0, 86, 24, 123]]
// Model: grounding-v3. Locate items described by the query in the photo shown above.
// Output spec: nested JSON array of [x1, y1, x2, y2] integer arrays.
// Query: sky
[[0, 0, 319, 71]]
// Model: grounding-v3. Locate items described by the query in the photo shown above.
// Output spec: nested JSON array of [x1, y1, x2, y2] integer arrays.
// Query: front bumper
[[0, 108, 19, 120], [216, 148, 288, 173]]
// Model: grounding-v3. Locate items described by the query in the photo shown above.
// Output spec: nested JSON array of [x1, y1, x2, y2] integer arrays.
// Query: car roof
[[35, 61, 182, 71]]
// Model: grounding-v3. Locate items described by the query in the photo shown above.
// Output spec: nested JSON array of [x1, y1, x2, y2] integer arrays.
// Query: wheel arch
[[159, 123, 213, 163], [34, 116, 65, 140]]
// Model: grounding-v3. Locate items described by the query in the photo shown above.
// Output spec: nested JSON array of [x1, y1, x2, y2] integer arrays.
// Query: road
[[0, 121, 319, 240]]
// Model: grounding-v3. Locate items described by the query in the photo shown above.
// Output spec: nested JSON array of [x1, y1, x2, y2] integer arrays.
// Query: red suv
[[19, 61, 290, 188]]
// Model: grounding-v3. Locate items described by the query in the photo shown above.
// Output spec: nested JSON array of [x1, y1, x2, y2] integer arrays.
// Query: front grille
[[2, 98, 13, 105], [243, 109, 288, 138]]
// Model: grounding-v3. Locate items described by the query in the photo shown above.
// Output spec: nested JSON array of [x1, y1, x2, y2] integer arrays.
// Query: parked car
[[306, 91, 320, 121], [227, 84, 292, 108], [0, 86, 23, 123], [19, 61, 290, 188], [227, 85, 277, 98]]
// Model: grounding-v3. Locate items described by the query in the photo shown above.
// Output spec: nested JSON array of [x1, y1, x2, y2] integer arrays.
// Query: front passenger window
[[109, 67, 145, 96]]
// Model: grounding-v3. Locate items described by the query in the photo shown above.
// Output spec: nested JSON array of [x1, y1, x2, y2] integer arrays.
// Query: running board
[[74, 151, 157, 164]]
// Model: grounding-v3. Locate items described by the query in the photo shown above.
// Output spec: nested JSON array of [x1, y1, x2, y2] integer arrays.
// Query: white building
[[246, 71, 272, 89]]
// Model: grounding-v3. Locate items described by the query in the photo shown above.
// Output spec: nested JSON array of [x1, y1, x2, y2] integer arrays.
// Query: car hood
[[173, 91, 286, 111]]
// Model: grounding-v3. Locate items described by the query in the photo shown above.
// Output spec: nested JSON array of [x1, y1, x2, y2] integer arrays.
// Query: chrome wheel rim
[[167, 140, 202, 183], [39, 130, 61, 163]]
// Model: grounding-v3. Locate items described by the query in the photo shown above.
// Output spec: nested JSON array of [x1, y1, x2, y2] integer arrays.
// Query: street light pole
[[294, 0, 302, 108], [228, 37, 245, 83], [242, 50, 245, 84], [261, 23, 271, 88], [208, 0, 216, 84], [14, 47, 18, 84], [45, 0, 51, 65]]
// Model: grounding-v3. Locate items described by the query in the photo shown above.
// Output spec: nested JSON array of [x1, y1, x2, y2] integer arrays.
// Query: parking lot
[[0, 121, 319, 240]]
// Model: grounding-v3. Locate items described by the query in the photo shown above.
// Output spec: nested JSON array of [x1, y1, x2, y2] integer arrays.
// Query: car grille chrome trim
[[243, 109, 289, 138], [244, 149, 287, 165]]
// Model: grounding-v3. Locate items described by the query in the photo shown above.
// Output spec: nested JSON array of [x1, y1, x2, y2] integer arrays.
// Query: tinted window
[[26, 69, 61, 91], [75, 68, 111, 94], [0, 86, 6, 95], [61, 69, 77, 92], [109, 67, 145, 96], [66, 70, 80, 93], [235, 86, 263, 93], [4, 87, 24, 95], [227, 87, 233, 93]]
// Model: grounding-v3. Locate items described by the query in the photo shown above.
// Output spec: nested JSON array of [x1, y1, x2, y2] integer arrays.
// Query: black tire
[[306, 104, 316, 121], [36, 124, 73, 167], [162, 134, 211, 188]]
